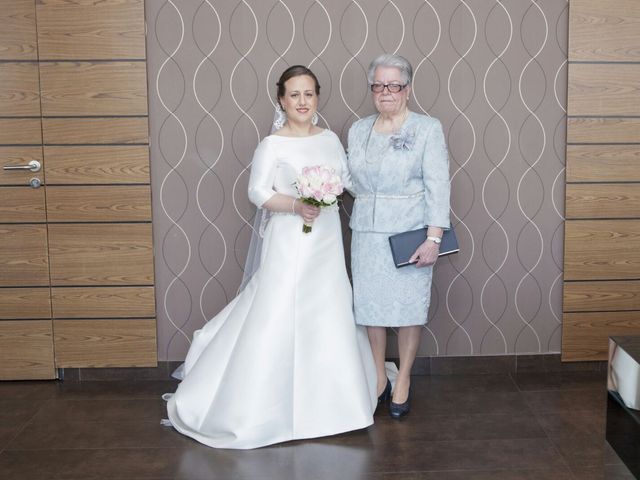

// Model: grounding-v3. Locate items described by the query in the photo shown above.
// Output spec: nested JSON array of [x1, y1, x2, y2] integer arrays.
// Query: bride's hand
[[294, 199, 320, 224]]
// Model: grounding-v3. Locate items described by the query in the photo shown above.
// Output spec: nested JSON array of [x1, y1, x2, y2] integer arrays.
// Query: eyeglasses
[[370, 83, 407, 94]]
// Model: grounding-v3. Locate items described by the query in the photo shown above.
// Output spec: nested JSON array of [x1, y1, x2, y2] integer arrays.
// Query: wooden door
[[0, 0, 56, 379], [0, 0, 156, 378]]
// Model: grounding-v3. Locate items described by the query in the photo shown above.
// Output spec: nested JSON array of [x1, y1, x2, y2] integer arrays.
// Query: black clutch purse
[[388, 226, 459, 268]]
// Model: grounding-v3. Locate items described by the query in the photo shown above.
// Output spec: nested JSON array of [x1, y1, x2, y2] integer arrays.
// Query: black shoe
[[389, 387, 411, 418], [377, 378, 391, 404]]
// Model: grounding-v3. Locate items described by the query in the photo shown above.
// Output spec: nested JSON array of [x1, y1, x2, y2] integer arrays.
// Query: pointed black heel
[[389, 386, 411, 418], [377, 378, 392, 404]]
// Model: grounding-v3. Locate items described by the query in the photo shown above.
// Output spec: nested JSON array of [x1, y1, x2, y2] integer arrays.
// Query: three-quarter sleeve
[[422, 119, 451, 228], [247, 138, 277, 208]]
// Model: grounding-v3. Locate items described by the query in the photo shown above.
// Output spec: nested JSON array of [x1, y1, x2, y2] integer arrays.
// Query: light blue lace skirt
[[351, 231, 432, 327]]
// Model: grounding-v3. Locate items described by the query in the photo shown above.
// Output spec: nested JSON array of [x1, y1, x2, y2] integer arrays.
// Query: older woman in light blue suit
[[347, 54, 450, 418]]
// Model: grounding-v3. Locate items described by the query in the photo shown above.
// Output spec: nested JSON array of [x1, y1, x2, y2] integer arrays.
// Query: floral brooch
[[390, 129, 415, 151]]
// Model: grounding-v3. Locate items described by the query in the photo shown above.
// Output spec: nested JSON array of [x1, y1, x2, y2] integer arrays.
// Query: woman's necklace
[[365, 109, 409, 164], [374, 109, 409, 135]]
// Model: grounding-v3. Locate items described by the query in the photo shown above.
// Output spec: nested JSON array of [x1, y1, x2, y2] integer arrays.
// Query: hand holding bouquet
[[294, 165, 344, 233]]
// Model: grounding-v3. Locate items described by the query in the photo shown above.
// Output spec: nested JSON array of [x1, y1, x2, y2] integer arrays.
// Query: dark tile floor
[[0, 371, 635, 479]]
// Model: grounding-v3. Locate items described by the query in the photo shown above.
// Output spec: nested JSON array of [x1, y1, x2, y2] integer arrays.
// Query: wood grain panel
[[47, 186, 151, 222], [44, 146, 149, 184], [52, 286, 155, 318], [0, 119, 42, 145], [43, 117, 148, 145], [569, 0, 640, 62], [568, 64, 640, 116], [562, 311, 640, 361], [36, 0, 145, 60], [0, 225, 49, 286], [0, 320, 55, 379], [48, 223, 154, 285], [54, 319, 157, 367], [567, 118, 640, 144], [0, 288, 51, 319], [566, 184, 640, 219], [40, 62, 147, 116], [567, 145, 640, 182], [0, 147, 44, 186], [564, 220, 640, 280], [0, 0, 37, 60], [564, 280, 640, 312], [563, 0, 640, 362], [0, 62, 40, 116], [0, 187, 46, 222]]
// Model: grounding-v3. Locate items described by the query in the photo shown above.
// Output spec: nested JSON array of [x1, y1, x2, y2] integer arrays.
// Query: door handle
[[3, 160, 42, 172]]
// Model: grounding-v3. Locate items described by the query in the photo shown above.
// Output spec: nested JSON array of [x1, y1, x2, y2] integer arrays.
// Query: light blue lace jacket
[[346, 112, 450, 233]]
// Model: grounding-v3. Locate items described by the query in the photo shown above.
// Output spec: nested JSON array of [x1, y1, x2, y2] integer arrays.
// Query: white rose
[[323, 193, 337, 204]]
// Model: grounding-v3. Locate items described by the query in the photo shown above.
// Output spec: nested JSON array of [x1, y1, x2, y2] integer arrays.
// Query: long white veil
[[237, 107, 285, 292], [238, 209, 269, 292]]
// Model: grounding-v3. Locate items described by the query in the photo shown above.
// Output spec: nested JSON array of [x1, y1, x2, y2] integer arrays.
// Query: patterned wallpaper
[[146, 0, 568, 361]]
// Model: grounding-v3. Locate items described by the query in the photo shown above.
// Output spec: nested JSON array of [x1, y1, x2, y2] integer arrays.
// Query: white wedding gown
[[166, 129, 377, 449]]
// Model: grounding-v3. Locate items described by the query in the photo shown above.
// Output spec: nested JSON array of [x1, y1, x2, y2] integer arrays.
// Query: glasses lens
[[371, 83, 405, 93]]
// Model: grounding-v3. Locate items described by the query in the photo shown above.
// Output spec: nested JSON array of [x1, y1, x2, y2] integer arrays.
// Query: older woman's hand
[[409, 239, 439, 267]]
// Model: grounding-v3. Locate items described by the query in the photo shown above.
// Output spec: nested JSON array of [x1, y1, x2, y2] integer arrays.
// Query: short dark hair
[[276, 65, 320, 102]]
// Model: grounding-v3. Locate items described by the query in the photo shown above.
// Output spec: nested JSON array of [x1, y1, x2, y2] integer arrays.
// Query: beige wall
[[146, 0, 568, 361]]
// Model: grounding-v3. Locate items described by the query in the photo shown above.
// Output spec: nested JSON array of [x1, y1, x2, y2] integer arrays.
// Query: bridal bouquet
[[294, 165, 344, 233]]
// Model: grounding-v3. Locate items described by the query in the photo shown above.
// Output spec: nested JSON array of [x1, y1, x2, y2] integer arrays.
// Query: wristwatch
[[427, 236, 442, 245]]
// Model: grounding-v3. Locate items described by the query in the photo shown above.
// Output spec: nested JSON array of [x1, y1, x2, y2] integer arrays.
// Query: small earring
[[311, 112, 318, 126]]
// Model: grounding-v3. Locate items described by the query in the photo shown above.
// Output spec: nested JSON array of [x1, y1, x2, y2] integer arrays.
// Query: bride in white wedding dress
[[165, 66, 377, 449]]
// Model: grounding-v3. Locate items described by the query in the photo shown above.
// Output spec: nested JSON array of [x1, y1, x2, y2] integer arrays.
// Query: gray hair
[[367, 53, 413, 85]]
